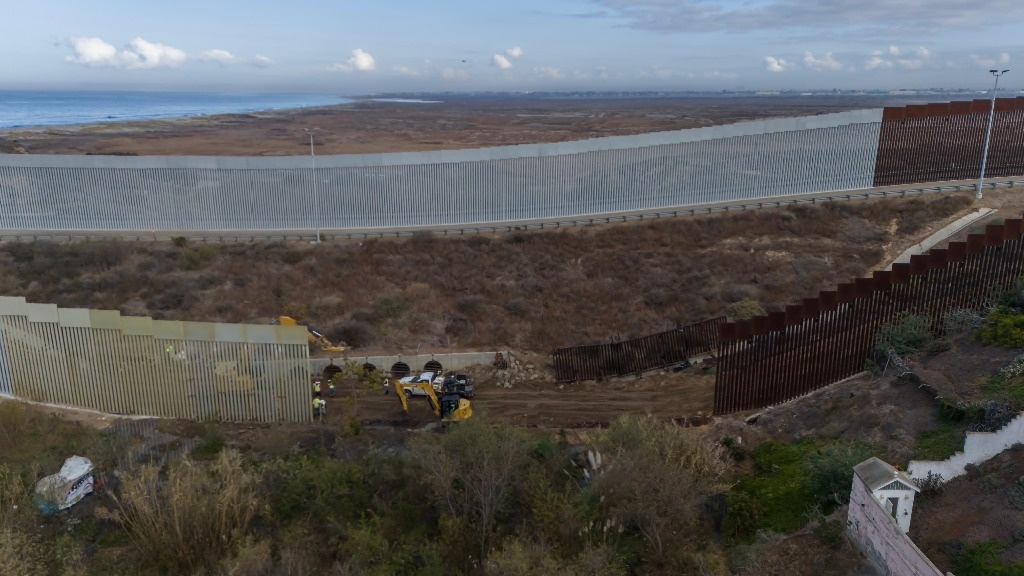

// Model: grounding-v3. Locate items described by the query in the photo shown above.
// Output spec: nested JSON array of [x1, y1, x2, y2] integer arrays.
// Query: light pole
[[303, 127, 321, 243], [976, 69, 1009, 199]]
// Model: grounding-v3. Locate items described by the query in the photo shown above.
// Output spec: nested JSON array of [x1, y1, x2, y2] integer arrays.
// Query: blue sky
[[2, 0, 1022, 94]]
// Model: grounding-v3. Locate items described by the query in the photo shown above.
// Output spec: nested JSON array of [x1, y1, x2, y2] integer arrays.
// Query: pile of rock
[[491, 353, 546, 389]]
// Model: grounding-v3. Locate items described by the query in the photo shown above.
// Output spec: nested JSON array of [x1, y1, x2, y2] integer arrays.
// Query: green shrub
[[374, 294, 409, 319], [178, 245, 218, 270], [727, 298, 765, 321], [171, 236, 188, 247], [953, 540, 1024, 576], [874, 314, 934, 357], [721, 492, 763, 544], [803, 441, 880, 509], [975, 307, 1024, 348], [192, 423, 225, 460], [914, 420, 967, 461], [260, 455, 371, 527]]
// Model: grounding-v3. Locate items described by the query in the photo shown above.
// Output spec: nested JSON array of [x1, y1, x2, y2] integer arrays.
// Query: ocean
[[0, 90, 351, 129]]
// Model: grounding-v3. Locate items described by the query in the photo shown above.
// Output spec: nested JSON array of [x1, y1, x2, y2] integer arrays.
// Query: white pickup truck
[[398, 371, 444, 397]]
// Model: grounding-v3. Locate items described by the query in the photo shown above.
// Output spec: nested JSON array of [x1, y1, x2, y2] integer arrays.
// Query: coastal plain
[[0, 95, 904, 156]]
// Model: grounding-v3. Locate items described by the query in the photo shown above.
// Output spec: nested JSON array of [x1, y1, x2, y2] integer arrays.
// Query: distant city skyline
[[2, 0, 1022, 94]]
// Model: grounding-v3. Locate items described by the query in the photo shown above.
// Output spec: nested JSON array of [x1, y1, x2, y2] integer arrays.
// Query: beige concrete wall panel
[[88, 309, 123, 330], [124, 334, 157, 416], [184, 322, 218, 342], [0, 297, 313, 422], [120, 316, 154, 336], [152, 320, 185, 340], [215, 323, 245, 343], [0, 297, 28, 313], [0, 325, 12, 395], [57, 308, 92, 328], [44, 323, 73, 407], [66, 326, 98, 412], [23, 303, 59, 324]]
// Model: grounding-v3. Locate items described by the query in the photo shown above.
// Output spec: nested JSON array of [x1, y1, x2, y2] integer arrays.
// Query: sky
[[1, 0, 1022, 94]]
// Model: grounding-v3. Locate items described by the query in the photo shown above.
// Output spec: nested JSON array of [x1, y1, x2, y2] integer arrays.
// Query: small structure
[[847, 457, 947, 576], [853, 457, 920, 533]]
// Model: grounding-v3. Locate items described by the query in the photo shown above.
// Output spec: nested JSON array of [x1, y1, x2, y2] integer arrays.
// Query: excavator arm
[[273, 316, 347, 353]]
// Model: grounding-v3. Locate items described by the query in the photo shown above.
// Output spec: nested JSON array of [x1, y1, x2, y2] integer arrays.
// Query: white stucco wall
[[847, 476, 945, 576], [908, 412, 1024, 483], [871, 487, 917, 534]]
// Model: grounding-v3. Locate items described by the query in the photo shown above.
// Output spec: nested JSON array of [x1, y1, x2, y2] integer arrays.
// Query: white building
[[853, 457, 920, 534]]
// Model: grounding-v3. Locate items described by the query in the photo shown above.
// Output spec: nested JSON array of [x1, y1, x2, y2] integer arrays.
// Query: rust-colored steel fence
[[552, 317, 724, 383], [873, 97, 1024, 187], [714, 219, 1024, 415]]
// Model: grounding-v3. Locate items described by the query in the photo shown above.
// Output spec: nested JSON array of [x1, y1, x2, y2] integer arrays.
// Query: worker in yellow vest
[[312, 397, 321, 419], [328, 381, 336, 398], [313, 379, 322, 396]]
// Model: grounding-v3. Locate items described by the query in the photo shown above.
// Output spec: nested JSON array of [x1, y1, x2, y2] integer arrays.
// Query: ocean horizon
[[0, 90, 352, 130]]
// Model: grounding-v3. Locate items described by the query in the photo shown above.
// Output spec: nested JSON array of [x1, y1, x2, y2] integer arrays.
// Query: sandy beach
[[0, 95, 894, 157]]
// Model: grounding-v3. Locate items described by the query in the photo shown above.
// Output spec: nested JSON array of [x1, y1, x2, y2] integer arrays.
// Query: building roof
[[854, 457, 920, 492]]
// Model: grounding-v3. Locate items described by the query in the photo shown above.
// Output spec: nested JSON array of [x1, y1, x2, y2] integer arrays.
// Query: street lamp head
[[990, 69, 998, 73]]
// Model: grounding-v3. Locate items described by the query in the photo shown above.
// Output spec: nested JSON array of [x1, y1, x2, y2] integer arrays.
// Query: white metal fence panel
[[0, 110, 883, 232]]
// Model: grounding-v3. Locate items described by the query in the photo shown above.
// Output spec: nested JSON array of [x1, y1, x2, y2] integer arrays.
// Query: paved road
[[0, 177, 1019, 243]]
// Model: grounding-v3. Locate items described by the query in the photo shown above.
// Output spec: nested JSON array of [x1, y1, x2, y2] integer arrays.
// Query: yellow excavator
[[272, 316, 347, 353], [396, 381, 473, 427]]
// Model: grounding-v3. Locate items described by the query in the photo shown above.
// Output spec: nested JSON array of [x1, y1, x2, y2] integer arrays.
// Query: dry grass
[[97, 450, 259, 574], [0, 194, 972, 354]]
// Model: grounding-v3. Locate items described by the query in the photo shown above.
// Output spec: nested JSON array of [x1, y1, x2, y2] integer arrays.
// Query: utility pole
[[977, 69, 1009, 199], [304, 127, 320, 243]]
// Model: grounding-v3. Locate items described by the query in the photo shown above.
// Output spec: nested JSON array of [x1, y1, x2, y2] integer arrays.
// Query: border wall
[[714, 219, 1024, 415], [552, 317, 723, 383], [0, 296, 311, 422], [0, 110, 883, 232], [875, 97, 1024, 186]]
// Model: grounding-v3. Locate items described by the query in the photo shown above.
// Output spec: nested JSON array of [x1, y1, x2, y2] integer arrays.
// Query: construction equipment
[[440, 373, 475, 398], [272, 316, 346, 353], [396, 381, 473, 427]]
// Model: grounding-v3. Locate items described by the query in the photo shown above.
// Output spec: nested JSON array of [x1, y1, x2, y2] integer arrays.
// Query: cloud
[[65, 36, 185, 68], [253, 55, 273, 68], [393, 65, 422, 77], [491, 47, 522, 70], [65, 37, 118, 66], [119, 38, 187, 68], [330, 48, 376, 72], [491, 54, 513, 69], [763, 56, 792, 72], [441, 67, 469, 80], [864, 52, 893, 70], [864, 45, 933, 70], [534, 66, 565, 80], [587, 0, 1024, 36], [349, 48, 375, 71], [970, 52, 1011, 68], [803, 51, 841, 71], [199, 49, 236, 64]]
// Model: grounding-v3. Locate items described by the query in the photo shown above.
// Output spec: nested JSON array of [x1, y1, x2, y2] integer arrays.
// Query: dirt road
[[323, 367, 715, 429]]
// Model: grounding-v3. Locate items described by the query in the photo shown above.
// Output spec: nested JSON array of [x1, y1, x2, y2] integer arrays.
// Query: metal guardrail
[[0, 179, 1016, 244]]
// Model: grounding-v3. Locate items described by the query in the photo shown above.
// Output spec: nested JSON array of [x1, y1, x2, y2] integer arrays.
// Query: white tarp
[[35, 455, 94, 512]]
